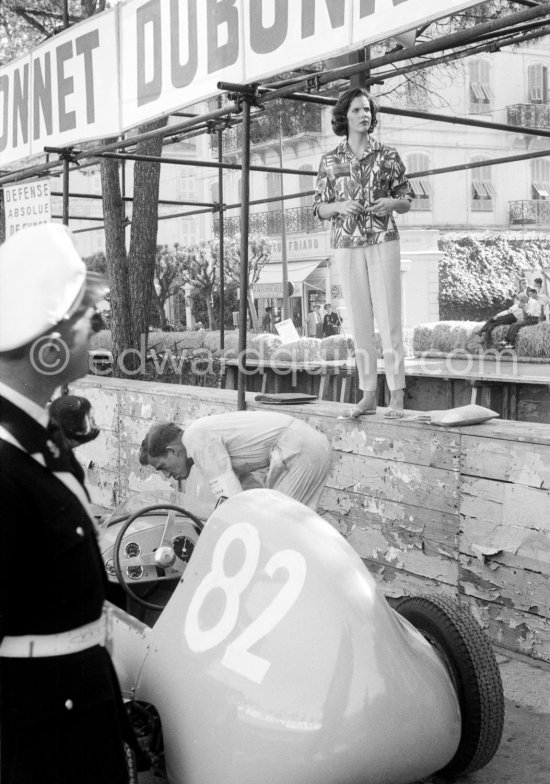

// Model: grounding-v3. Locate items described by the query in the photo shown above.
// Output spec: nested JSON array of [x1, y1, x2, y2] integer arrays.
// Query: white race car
[[99, 489, 504, 784]]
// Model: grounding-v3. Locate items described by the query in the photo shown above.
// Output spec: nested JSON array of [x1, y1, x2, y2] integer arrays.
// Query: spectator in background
[[477, 292, 527, 349], [322, 303, 342, 337], [533, 277, 550, 321], [307, 304, 323, 338], [262, 306, 274, 333], [500, 287, 541, 349]]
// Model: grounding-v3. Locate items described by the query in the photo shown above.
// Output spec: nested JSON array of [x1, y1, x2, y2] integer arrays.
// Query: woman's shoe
[[341, 393, 377, 419], [384, 389, 405, 419], [384, 409, 404, 420]]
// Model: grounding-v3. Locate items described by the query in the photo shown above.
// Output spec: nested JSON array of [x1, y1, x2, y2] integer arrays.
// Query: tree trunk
[[206, 296, 215, 330], [100, 118, 167, 376], [247, 292, 260, 332], [101, 148, 131, 376], [151, 289, 167, 328], [128, 118, 167, 356]]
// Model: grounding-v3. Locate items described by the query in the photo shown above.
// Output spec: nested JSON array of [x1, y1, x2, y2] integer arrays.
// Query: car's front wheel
[[395, 594, 504, 778]]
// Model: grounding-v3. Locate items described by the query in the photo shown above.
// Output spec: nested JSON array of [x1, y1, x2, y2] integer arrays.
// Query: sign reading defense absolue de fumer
[[3, 178, 51, 236], [0, 0, 483, 167]]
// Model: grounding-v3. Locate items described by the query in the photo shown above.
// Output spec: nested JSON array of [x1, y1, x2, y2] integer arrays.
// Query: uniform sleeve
[[312, 155, 333, 220], [183, 427, 243, 499]]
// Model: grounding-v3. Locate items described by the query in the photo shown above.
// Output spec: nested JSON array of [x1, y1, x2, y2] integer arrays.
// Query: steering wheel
[[113, 504, 204, 611]]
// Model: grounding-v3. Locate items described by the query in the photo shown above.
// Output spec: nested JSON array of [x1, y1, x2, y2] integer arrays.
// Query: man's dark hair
[[534, 277, 543, 285], [527, 287, 537, 295], [139, 422, 183, 464], [331, 87, 379, 136]]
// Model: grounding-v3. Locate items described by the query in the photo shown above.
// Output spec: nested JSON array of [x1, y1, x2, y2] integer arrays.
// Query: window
[[177, 166, 195, 203], [406, 153, 432, 211], [469, 59, 493, 114], [211, 181, 219, 205], [531, 159, 550, 200], [528, 64, 549, 104], [266, 171, 281, 213], [471, 158, 495, 211]]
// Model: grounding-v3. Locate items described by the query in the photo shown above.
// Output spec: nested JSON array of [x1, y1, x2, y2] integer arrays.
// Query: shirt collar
[[336, 137, 380, 159], [0, 380, 49, 427]]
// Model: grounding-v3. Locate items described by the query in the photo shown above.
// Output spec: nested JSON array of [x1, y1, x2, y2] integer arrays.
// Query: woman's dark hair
[[331, 87, 379, 136], [139, 421, 183, 463]]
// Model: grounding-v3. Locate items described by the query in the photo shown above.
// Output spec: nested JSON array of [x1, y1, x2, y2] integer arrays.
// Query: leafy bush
[[431, 323, 453, 352], [438, 236, 550, 321]]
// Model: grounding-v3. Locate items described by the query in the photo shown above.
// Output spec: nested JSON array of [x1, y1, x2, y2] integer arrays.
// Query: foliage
[[438, 236, 550, 321], [223, 234, 271, 288], [83, 251, 107, 275], [189, 285, 239, 330], [172, 235, 271, 331], [0, 1, 109, 65], [152, 244, 188, 327]]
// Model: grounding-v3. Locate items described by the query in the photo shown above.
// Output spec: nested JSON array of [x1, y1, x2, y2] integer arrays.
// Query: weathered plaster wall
[[72, 377, 550, 662]]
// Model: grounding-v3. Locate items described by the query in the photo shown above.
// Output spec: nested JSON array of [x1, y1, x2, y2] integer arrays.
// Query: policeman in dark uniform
[[0, 224, 134, 783]]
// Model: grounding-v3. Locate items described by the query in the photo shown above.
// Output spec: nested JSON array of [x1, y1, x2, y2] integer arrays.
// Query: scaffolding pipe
[[217, 104, 226, 350], [0, 103, 239, 186], [256, 3, 550, 105], [237, 97, 252, 411], [382, 106, 550, 140], [62, 141, 550, 234], [97, 151, 313, 178]]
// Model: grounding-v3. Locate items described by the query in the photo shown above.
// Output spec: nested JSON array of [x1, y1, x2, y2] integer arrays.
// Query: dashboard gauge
[[104, 558, 116, 576], [125, 541, 141, 558]]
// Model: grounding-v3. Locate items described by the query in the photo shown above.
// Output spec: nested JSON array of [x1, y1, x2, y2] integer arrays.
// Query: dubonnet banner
[[0, 0, 483, 167]]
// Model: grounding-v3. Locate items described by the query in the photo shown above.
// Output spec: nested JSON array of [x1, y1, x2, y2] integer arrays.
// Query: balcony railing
[[507, 103, 550, 129], [211, 105, 323, 154], [214, 206, 321, 238], [509, 199, 550, 225]]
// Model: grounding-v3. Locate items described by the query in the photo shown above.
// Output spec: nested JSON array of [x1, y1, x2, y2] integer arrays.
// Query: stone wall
[[72, 377, 550, 662]]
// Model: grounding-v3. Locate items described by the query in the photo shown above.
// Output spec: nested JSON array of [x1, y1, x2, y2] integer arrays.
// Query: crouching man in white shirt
[[138, 411, 332, 510]]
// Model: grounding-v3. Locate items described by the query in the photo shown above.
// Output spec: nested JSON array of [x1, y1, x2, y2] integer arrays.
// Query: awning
[[253, 259, 326, 298]]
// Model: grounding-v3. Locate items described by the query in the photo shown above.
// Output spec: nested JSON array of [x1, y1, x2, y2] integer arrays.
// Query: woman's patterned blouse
[[312, 138, 412, 248]]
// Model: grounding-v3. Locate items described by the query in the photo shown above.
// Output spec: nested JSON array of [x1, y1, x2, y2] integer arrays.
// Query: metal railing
[[507, 103, 550, 129], [211, 106, 323, 154], [509, 199, 550, 225], [214, 205, 321, 237]]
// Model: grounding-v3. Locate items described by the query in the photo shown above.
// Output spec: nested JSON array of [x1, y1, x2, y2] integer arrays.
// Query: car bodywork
[[99, 489, 502, 784]]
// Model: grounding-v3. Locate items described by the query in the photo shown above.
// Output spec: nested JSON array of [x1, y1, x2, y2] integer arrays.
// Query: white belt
[[0, 609, 112, 658]]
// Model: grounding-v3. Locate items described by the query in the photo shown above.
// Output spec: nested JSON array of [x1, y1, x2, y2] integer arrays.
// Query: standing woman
[[313, 87, 412, 418]]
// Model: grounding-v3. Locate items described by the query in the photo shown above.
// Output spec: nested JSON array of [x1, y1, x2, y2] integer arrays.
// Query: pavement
[[138, 647, 550, 784], [433, 647, 550, 784]]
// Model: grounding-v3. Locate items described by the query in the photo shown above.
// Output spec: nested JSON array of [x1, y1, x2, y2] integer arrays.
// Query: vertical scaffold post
[[238, 94, 252, 411]]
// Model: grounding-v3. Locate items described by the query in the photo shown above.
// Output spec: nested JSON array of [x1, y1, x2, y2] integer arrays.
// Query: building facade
[[63, 36, 550, 332]]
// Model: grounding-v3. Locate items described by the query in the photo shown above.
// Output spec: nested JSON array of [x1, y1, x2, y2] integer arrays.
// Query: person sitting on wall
[[499, 288, 541, 349], [533, 277, 550, 321], [477, 292, 527, 349], [138, 411, 332, 511]]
